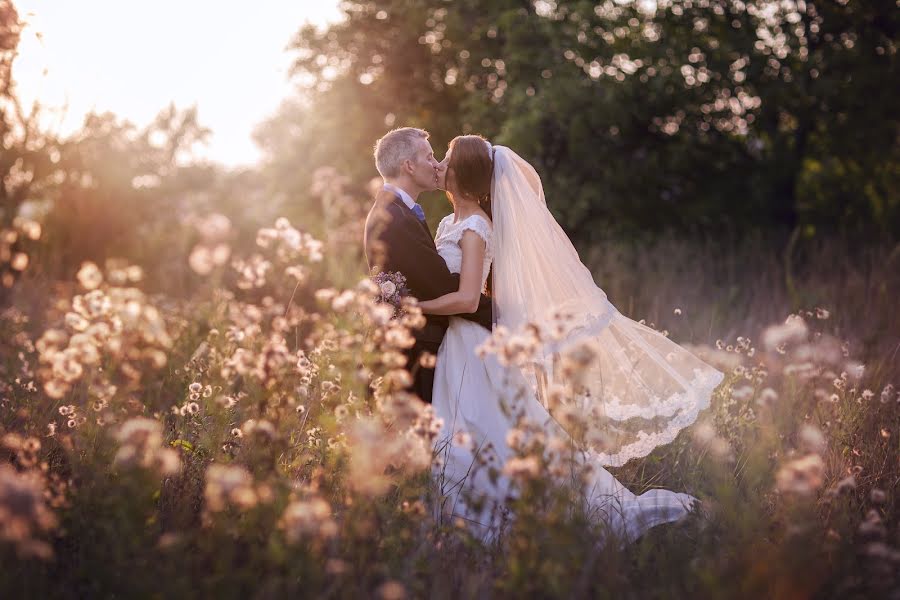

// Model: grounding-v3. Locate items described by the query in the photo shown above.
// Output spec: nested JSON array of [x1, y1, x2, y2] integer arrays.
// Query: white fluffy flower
[[762, 315, 808, 351]]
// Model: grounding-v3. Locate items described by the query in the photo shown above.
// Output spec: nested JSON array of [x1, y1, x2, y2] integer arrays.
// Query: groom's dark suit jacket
[[364, 188, 493, 403]]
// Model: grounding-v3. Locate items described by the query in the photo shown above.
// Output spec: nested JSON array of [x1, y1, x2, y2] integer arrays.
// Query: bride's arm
[[417, 231, 485, 315]]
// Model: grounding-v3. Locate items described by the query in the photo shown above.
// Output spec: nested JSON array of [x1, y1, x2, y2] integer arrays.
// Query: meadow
[[0, 174, 897, 599], [1, 0, 897, 597]]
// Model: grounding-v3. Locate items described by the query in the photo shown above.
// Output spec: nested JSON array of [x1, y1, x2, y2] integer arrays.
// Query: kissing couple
[[363, 127, 724, 545]]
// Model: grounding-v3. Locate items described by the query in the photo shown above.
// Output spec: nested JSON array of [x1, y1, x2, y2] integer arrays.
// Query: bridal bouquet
[[370, 269, 410, 318]]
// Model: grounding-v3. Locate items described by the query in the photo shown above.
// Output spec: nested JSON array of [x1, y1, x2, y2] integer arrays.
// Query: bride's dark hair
[[447, 135, 493, 213], [447, 134, 494, 295]]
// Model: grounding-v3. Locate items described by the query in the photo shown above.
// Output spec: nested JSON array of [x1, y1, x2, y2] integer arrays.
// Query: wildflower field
[[0, 171, 897, 599], [2, 0, 898, 597]]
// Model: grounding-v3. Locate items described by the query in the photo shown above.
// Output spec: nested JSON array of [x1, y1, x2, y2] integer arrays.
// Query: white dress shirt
[[382, 182, 417, 210]]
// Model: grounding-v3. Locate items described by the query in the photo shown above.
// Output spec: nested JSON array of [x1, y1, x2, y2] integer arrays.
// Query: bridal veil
[[487, 145, 724, 467]]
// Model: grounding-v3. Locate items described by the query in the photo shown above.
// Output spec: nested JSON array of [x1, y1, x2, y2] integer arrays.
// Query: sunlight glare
[[12, 0, 342, 167]]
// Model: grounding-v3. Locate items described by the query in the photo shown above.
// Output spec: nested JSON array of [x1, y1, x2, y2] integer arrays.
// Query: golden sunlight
[[12, 0, 341, 166]]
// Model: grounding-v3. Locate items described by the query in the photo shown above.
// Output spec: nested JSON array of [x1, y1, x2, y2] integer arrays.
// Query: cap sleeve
[[455, 215, 492, 247]]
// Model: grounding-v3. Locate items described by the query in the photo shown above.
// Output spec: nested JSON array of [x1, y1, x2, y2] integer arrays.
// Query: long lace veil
[[488, 146, 723, 467]]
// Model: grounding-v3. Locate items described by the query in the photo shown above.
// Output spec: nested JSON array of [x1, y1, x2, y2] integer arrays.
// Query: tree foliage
[[268, 0, 898, 240]]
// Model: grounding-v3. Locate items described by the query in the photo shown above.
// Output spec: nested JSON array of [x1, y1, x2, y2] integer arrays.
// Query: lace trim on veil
[[514, 308, 726, 467], [590, 368, 724, 467]]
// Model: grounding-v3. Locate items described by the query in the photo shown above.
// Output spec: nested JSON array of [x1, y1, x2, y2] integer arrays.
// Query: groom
[[364, 127, 493, 404]]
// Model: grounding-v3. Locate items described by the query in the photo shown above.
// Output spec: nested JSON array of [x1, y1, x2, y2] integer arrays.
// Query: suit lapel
[[414, 207, 433, 238], [386, 192, 433, 238]]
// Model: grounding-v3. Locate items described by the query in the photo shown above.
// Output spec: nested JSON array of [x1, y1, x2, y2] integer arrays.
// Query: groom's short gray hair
[[374, 127, 429, 179]]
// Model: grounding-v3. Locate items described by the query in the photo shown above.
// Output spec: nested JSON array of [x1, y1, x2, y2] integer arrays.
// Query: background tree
[[262, 0, 898, 242]]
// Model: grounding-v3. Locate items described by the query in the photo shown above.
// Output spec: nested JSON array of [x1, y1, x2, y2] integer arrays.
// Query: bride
[[416, 135, 724, 546]]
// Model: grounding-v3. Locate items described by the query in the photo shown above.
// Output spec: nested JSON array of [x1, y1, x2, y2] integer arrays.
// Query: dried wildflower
[[155, 448, 181, 476], [1, 433, 24, 451], [860, 541, 900, 564], [503, 455, 541, 480], [382, 368, 413, 391], [285, 265, 307, 283], [356, 277, 379, 295], [870, 488, 887, 505], [776, 454, 825, 497], [506, 427, 526, 451], [731, 385, 754, 401], [0, 465, 58, 559], [707, 437, 733, 461], [324, 558, 348, 575], [844, 360, 865, 380], [376, 581, 407, 600], [113, 417, 181, 476], [378, 392, 426, 429], [858, 509, 886, 540], [241, 419, 276, 440], [345, 417, 430, 496], [188, 216, 232, 276], [204, 464, 258, 512], [798, 424, 827, 455], [76, 262, 104, 290], [418, 352, 436, 369], [157, 532, 182, 550], [681, 343, 744, 372], [188, 246, 215, 275], [15, 218, 42, 240], [194, 213, 232, 242], [383, 326, 415, 350], [833, 475, 856, 494], [10, 252, 28, 271], [452, 430, 473, 450], [756, 387, 778, 408], [381, 351, 407, 369], [331, 290, 357, 312], [691, 421, 716, 445], [256, 228, 278, 248], [762, 315, 808, 351], [280, 496, 337, 542], [232, 254, 271, 289], [314, 288, 337, 304]]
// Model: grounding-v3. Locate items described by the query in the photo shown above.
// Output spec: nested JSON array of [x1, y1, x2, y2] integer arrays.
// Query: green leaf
[[170, 439, 194, 452]]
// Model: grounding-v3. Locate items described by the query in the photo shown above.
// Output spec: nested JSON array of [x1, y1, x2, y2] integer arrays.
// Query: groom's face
[[408, 138, 441, 192]]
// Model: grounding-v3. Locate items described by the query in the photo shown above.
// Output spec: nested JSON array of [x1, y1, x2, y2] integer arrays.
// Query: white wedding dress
[[429, 145, 724, 546]]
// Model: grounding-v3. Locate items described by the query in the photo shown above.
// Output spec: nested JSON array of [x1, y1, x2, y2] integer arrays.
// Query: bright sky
[[12, 0, 342, 167]]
